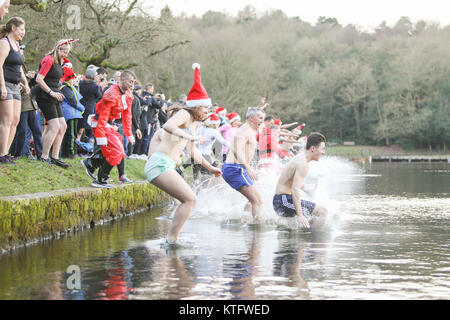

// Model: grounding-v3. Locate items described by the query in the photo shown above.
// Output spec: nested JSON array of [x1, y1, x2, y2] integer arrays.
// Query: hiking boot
[[39, 157, 54, 166], [118, 174, 133, 183], [91, 179, 114, 189], [81, 158, 96, 179], [50, 157, 69, 169]]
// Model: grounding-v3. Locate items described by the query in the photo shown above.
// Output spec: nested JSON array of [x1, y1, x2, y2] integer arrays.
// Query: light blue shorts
[[145, 152, 176, 183]]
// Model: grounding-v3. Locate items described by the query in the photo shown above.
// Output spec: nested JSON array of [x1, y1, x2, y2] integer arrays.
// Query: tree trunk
[[354, 105, 360, 138]]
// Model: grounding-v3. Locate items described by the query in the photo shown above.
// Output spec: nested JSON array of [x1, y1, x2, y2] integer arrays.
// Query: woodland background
[[9, 0, 450, 149]]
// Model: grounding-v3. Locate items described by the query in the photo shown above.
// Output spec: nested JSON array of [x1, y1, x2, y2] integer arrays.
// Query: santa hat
[[206, 114, 221, 125], [273, 118, 282, 128], [294, 123, 306, 134], [226, 112, 241, 124], [63, 67, 76, 82], [216, 107, 227, 116], [62, 57, 72, 70], [186, 63, 211, 108]]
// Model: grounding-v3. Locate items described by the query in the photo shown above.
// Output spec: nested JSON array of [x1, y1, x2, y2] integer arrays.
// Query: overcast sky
[[149, 0, 450, 31]]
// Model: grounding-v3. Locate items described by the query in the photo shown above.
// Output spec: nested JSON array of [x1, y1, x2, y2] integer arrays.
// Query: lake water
[[0, 159, 449, 300]]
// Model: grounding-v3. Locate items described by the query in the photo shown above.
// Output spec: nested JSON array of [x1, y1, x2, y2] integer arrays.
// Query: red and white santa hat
[[206, 114, 221, 125], [186, 63, 212, 108], [216, 107, 227, 116], [273, 118, 282, 128], [294, 123, 306, 134], [226, 112, 241, 124]]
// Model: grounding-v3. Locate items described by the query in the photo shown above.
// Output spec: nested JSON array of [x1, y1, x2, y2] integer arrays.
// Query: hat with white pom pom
[[186, 63, 211, 108]]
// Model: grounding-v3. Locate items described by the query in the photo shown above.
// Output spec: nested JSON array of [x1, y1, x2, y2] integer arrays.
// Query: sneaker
[[91, 179, 114, 189], [39, 157, 54, 166], [0, 155, 14, 165], [118, 174, 133, 183], [50, 157, 69, 169], [81, 159, 96, 179]]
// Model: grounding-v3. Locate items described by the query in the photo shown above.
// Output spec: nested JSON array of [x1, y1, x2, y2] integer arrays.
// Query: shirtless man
[[222, 107, 265, 222], [145, 63, 221, 245], [272, 132, 328, 230]]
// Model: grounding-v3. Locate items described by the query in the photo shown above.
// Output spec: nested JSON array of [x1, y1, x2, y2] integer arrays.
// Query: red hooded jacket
[[94, 84, 134, 145]]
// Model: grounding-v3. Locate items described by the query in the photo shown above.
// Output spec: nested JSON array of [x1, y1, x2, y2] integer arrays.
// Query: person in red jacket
[[81, 70, 136, 188]]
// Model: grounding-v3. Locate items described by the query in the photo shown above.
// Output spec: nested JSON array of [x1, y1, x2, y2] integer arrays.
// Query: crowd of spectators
[[0, 6, 309, 188]]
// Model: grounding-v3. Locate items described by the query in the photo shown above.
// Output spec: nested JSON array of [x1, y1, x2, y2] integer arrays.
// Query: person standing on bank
[[0, 0, 9, 21], [35, 39, 78, 168], [0, 17, 30, 165], [60, 67, 85, 158]]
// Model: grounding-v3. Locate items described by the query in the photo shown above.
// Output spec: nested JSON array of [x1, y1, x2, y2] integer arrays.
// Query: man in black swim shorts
[[272, 132, 328, 230]]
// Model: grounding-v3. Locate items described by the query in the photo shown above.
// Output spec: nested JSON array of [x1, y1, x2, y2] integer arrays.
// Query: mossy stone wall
[[0, 182, 167, 250]]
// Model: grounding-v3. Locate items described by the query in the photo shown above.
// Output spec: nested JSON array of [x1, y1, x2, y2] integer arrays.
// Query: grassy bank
[[0, 157, 172, 249], [0, 157, 148, 197]]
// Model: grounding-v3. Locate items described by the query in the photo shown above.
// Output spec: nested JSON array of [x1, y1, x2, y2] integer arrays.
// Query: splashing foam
[[191, 156, 361, 231]]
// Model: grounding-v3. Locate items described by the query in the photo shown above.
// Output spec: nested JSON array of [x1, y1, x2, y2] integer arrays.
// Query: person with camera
[[78, 65, 102, 143], [140, 83, 165, 155]]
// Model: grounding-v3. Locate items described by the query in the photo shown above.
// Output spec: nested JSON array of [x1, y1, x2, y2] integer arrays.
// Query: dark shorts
[[36, 87, 63, 122], [272, 194, 316, 221], [222, 163, 254, 190], [37, 98, 63, 122]]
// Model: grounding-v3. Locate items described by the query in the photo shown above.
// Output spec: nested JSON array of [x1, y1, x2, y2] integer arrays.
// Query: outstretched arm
[[186, 140, 222, 176]]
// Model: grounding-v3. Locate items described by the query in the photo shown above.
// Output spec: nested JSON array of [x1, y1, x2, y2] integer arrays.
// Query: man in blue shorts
[[273, 132, 328, 230], [222, 107, 265, 222]]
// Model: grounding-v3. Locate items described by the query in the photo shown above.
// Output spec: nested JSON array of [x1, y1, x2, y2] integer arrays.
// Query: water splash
[[192, 156, 362, 231]]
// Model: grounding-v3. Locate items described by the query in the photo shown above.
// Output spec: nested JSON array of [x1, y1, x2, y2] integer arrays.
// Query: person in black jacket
[[127, 90, 142, 156], [78, 66, 102, 143], [140, 83, 164, 155]]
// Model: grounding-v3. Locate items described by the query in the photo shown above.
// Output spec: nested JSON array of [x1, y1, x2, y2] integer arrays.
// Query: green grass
[[0, 157, 149, 197]]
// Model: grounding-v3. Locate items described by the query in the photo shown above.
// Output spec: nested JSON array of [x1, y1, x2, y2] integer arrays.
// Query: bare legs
[[41, 117, 67, 159], [239, 185, 264, 223], [0, 99, 20, 156], [151, 170, 197, 243], [310, 205, 328, 230]]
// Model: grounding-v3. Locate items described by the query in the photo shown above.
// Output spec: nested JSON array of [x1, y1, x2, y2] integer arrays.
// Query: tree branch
[[144, 40, 191, 59]]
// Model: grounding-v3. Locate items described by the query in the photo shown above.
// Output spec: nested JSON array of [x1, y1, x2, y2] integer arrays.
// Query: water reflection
[[0, 162, 448, 299]]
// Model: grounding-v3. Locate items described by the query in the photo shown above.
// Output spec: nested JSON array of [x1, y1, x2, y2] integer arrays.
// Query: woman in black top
[[0, 17, 29, 165], [35, 38, 76, 168]]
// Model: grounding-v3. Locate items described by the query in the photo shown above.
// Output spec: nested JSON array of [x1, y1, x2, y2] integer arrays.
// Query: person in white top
[[194, 113, 230, 181]]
